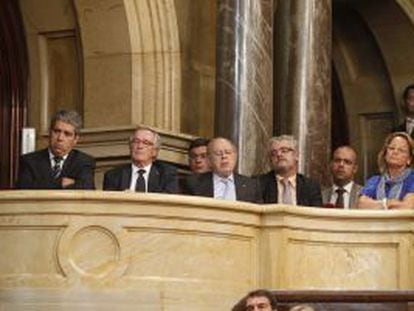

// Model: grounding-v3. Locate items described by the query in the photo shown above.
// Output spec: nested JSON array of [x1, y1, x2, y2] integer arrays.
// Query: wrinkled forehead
[[210, 139, 235, 152], [134, 129, 155, 140]]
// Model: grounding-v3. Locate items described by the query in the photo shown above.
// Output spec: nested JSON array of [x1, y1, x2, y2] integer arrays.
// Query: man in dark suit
[[103, 126, 177, 193], [393, 84, 414, 136], [16, 110, 95, 189], [322, 146, 362, 209], [258, 135, 322, 206], [184, 137, 262, 203]]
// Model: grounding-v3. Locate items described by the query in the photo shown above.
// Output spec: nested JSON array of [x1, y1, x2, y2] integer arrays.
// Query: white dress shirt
[[129, 163, 152, 191], [329, 181, 354, 209], [213, 173, 236, 201]]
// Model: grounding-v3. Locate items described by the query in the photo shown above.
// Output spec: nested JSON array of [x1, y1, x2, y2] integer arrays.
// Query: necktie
[[53, 156, 63, 179], [335, 187, 346, 208], [135, 169, 146, 192], [221, 179, 234, 200], [281, 178, 293, 204]]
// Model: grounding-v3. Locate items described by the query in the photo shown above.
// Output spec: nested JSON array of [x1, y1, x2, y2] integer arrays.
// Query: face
[[130, 129, 157, 167], [246, 296, 273, 311], [269, 140, 298, 176], [49, 120, 79, 157], [208, 138, 237, 178], [405, 89, 414, 115], [189, 145, 210, 173], [385, 136, 412, 169], [331, 147, 358, 186]]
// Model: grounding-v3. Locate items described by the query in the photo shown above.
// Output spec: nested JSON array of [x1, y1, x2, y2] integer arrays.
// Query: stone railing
[[1, 191, 414, 310]]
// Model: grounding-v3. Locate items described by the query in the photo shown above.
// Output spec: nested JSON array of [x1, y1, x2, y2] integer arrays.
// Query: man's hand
[[61, 177, 75, 188]]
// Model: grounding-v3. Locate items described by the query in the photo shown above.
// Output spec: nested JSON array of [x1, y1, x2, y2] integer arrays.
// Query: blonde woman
[[358, 132, 414, 209]]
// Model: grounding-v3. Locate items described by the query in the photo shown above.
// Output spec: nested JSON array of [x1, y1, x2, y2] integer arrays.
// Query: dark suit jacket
[[258, 171, 322, 206], [184, 172, 262, 203], [16, 148, 95, 189], [392, 122, 407, 133], [322, 182, 362, 209], [103, 160, 178, 193]]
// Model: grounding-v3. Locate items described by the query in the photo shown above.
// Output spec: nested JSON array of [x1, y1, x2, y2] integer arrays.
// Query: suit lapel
[[265, 172, 277, 203], [120, 166, 132, 190], [148, 165, 160, 192], [296, 174, 305, 205], [41, 149, 55, 179]]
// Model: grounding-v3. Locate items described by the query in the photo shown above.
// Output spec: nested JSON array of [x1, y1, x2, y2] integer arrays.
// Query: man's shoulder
[[255, 170, 274, 182], [104, 163, 130, 176], [69, 149, 95, 162], [20, 148, 48, 161], [152, 160, 177, 174], [187, 172, 211, 183]]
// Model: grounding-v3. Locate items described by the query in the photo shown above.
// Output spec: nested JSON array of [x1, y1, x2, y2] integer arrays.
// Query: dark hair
[[403, 84, 414, 101], [50, 110, 82, 135], [188, 138, 210, 153], [245, 289, 277, 310]]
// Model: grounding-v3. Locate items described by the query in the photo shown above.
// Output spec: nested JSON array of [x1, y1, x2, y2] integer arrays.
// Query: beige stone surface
[[1, 191, 414, 309]]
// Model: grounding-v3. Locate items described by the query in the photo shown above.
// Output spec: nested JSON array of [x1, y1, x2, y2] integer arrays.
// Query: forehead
[[190, 145, 207, 154], [271, 140, 294, 149], [134, 129, 155, 140], [333, 147, 355, 159], [246, 296, 271, 306], [211, 139, 234, 150], [52, 120, 76, 132], [389, 136, 409, 146]]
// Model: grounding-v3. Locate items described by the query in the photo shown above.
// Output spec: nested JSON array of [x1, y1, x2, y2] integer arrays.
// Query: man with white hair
[[103, 126, 178, 193]]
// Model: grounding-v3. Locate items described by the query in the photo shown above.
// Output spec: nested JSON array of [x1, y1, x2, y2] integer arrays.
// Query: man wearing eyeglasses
[[258, 135, 322, 206], [103, 126, 178, 193], [183, 137, 262, 203]]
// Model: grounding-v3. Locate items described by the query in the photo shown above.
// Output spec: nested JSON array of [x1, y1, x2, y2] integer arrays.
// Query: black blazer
[[16, 148, 95, 189], [258, 171, 322, 206], [103, 160, 178, 194], [184, 172, 262, 203]]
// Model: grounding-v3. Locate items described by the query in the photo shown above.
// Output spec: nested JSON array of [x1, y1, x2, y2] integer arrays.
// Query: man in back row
[[103, 126, 178, 193], [16, 110, 95, 189], [184, 137, 262, 203], [258, 135, 322, 206]]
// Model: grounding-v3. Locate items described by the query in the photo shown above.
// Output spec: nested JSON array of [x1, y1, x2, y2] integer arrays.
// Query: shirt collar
[[132, 163, 152, 175], [48, 149, 69, 162], [213, 173, 234, 183], [333, 181, 353, 193]]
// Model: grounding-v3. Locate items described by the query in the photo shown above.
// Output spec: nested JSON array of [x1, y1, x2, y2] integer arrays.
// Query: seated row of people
[[15, 110, 414, 209]]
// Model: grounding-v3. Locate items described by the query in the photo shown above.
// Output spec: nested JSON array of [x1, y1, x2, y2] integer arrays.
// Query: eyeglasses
[[270, 147, 295, 156], [130, 138, 154, 147]]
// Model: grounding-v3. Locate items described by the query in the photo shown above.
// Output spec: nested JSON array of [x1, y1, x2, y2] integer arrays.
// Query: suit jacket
[[103, 160, 178, 194], [16, 148, 95, 189], [322, 182, 362, 209], [258, 171, 322, 206], [184, 172, 262, 203]]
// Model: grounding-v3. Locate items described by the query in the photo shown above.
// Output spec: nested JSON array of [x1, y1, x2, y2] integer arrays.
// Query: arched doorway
[[0, 1, 28, 189]]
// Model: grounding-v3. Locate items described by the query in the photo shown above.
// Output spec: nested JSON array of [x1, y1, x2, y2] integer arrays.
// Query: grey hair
[[50, 110, 82, 135], [268, 135, 298, 152], [130, 126, 161, 150]]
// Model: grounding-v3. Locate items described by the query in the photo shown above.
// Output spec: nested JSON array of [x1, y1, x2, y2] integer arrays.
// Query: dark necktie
[[53, 156, 63, 179], [135, 169, 146, 192], [335, 187, 346, 208]]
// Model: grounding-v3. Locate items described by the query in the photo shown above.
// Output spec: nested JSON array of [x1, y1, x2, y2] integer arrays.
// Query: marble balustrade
[[1, 191, 413, 310]]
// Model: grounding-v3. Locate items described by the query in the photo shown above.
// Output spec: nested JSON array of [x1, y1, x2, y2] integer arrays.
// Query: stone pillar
[[215, 0, 274, 175], [274, 0, 332, 183]]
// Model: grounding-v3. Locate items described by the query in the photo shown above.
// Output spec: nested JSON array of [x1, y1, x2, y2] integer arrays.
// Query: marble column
[[215, 0, 274, 176], [274, 0, 332, 183]]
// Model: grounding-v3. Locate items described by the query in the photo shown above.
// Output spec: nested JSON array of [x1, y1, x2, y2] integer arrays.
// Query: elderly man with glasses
[[103, 126, 178, 193], [183, 137, 262, 203]]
